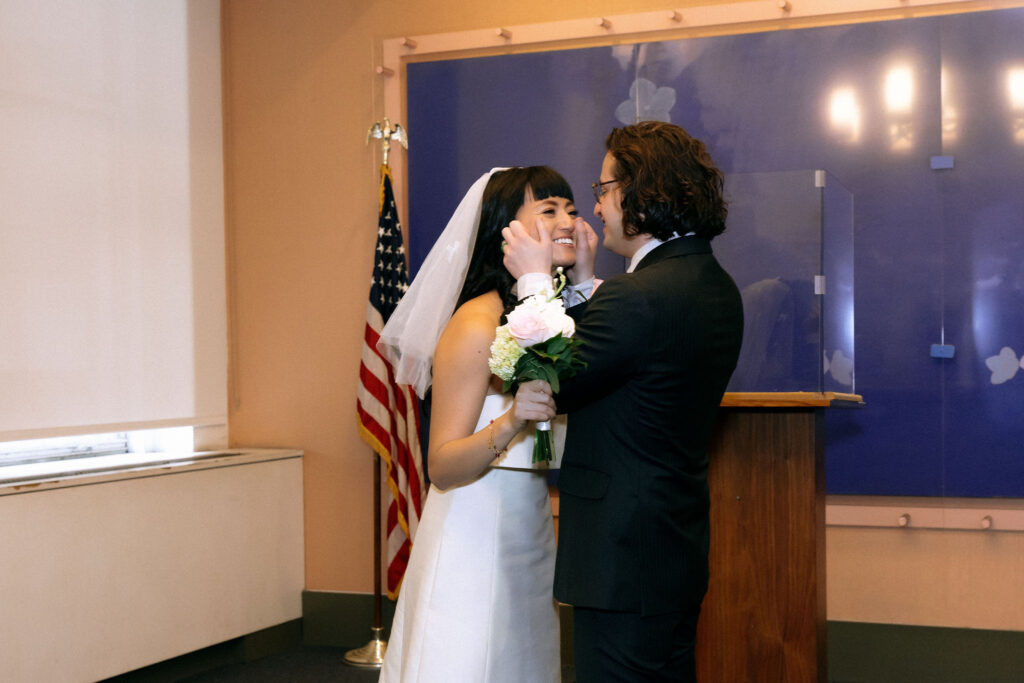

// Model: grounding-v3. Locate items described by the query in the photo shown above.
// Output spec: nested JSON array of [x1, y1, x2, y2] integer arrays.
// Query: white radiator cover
[[0, 449, 304, 683]]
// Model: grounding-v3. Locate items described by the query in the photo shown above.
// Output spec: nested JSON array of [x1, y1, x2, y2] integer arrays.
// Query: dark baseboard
[[827, 621, 1024, 683], [302, 590, 398, 649]]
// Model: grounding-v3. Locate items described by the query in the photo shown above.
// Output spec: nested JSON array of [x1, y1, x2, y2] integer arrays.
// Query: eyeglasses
[[591, 179, 617, 203]]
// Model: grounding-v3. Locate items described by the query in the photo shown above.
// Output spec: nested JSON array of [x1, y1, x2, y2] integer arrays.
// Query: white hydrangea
[[488, 325, 525, 381]]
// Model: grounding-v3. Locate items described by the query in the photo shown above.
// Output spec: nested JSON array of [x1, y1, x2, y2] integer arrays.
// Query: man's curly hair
[[605, 121, 727, 241]]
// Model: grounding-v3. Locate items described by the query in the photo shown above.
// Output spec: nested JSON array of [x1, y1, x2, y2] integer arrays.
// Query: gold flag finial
[[366, 117, 408, 167]]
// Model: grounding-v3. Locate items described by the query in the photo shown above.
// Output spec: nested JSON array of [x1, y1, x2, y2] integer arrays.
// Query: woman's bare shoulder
[[438, 292, 503, 354]]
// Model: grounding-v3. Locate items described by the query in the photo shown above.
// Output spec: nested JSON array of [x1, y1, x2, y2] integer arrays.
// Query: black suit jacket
[[553, 236, 743, 616]]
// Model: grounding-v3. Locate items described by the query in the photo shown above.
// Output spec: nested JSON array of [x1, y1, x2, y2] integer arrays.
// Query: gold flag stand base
[[343, 626, 387, 669]]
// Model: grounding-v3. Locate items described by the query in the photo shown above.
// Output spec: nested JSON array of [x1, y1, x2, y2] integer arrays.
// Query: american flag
[[356, 165, 425, 599]]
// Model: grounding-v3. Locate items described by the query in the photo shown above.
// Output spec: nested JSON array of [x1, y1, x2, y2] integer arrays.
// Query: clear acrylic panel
[[714, 170, 852, 393], [822, 171, 855, 394]]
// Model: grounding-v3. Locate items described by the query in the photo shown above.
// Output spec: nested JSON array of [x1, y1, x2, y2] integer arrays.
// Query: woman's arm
[[427, 298, 554, 490]]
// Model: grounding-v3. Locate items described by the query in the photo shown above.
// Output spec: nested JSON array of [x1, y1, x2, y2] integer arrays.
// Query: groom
[[504, 121, 744, 681]]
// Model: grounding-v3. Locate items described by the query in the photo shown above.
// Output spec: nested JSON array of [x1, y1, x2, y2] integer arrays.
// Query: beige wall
[[221, 0, 1024, 632], [828, 525, 1024, 631]]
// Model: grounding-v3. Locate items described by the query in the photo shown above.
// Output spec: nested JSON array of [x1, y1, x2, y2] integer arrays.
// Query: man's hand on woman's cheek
[[502, 219, 552, 278]]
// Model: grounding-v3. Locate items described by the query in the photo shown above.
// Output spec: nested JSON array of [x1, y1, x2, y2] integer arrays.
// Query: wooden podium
[[696, 392, 862, 683]]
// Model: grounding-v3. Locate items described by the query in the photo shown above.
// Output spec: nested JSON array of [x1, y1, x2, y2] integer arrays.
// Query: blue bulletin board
[[406, 7, 1024, 498]]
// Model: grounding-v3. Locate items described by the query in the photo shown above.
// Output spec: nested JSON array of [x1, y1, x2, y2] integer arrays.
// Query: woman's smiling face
[[515, 187, 578, 269]]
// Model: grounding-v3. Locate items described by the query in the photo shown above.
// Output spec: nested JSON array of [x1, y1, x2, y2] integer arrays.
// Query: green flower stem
[[550, 267, 567, 301], [532, 425, 554, 463]]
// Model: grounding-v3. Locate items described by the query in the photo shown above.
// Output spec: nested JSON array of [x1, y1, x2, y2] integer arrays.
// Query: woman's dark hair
[[456, 166, 574, 314], [605, 121, 727, 241]]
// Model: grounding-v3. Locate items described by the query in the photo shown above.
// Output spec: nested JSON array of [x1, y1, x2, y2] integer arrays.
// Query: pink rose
[[506, 296, 574, 348], [506, 306, 550, 347]]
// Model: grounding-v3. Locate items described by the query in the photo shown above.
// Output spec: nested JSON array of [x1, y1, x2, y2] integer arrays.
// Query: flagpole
[[373, 452, 383, 628], [343, 450, 386, 668], [346, 118, 410, 670]]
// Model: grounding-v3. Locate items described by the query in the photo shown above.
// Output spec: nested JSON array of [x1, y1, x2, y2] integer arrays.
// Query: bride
[[377, 166, 595, 682]]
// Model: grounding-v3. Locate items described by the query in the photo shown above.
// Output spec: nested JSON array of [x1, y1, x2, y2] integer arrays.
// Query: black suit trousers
[[572, 604, 701, 682]]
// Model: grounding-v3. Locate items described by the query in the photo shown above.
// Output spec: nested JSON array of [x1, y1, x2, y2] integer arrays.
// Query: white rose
[[540, 301, 575, 339]]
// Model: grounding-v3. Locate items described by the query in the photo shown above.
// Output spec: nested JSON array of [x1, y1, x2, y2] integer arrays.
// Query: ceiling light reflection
[[1008, 68, 1024, 110], [941, 67, 958, 146], [1010, 67, 1024, 144], [885, 65, 915, 151], [885, 66, 914, 114], [829, 87, 861, 144]]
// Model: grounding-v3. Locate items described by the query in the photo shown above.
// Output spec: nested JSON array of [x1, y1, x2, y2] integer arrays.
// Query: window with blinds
[[0, 0, 227, 454], [0, 434, 129, 468]]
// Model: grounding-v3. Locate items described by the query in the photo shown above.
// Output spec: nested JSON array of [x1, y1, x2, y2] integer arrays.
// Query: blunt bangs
[[523, 166, 575, 205]]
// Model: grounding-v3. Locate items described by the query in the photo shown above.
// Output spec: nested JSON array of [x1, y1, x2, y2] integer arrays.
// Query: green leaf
[[543, 364, 560, 393], [544, 336, 568, 354]]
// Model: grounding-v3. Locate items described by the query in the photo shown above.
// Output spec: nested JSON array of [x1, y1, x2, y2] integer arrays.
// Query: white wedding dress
[[379, 392, 565, 683]]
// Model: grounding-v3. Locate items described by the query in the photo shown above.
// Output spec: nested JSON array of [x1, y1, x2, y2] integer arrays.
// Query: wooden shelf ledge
[[721, 391, 864, 408]]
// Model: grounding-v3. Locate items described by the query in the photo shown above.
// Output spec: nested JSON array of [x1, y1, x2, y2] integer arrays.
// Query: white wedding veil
[[378, 167, 509, 399]]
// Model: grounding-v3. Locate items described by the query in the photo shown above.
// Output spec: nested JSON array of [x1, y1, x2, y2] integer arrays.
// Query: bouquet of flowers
[[487, 269, 585, 463]]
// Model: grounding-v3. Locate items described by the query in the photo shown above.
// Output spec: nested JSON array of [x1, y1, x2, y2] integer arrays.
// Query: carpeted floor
[[180, 648, 577, 682], [109, 645, 576, 683], [180, 646, 382, 682], [103, 644, 385, 683]]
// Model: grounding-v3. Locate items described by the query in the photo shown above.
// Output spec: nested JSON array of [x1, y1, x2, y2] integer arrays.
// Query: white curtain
[[0, 0, 226, 443]]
